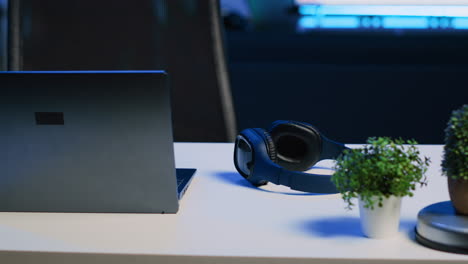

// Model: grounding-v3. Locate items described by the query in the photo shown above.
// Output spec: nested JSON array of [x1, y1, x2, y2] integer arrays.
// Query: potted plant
[[331, 137, 430, 239], [442, 104, 468, 215]]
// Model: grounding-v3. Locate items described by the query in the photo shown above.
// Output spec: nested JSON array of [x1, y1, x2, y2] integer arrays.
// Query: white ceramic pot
[[358, 195, 402, 239]]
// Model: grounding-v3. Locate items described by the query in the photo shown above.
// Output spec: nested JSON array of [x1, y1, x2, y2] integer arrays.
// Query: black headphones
[[233, 120, 348, 193]]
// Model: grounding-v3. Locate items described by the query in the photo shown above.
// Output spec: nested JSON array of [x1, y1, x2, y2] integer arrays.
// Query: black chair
[[5, 0, 237, 142]]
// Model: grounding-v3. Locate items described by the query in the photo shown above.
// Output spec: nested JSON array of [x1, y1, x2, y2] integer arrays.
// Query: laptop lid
[[0, 71, 185, 213]]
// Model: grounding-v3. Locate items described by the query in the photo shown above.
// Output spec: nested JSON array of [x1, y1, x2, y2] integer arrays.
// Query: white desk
[[1, 143, 467, 264]]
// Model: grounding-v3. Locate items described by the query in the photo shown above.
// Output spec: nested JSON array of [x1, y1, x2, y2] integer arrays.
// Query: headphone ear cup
[[252, 128, 277, 163], [269, 121, 322, 171]]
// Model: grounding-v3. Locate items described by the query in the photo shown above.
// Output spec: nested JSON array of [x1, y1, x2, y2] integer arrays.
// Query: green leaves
[[442, 105, 468, 180], [331, 137, 430, 210]]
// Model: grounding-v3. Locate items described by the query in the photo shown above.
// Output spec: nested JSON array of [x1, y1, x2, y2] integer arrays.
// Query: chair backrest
[[6, 0, 236, 142], [162, 0, 237, 142]]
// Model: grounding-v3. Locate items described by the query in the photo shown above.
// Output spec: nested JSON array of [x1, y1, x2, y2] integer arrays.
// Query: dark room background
[[1, 0, 467, 143]]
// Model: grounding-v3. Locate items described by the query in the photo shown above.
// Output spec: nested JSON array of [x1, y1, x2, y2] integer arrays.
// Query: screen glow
[[299, 5, 468, 17], [296, 0, 468, 5], [296, 1, 468, 30]]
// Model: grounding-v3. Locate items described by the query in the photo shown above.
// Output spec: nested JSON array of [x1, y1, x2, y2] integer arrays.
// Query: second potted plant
[[442, 104, 468, 215], [331, 137, 430, 239]]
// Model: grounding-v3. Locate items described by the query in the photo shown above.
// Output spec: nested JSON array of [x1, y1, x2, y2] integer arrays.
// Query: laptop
[[0, 71, 195, 213]]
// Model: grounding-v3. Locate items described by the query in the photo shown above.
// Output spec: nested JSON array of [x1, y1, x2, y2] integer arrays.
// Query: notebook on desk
[[0, 71, 195, 213]]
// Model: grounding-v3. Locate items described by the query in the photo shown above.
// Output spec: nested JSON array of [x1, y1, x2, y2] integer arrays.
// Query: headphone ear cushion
[[269, 121, 322, 171], [253, 128, 277, 163]]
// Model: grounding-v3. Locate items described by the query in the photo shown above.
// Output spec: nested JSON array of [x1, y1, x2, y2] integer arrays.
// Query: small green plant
[[442, 104, 468, 180], [331, 137, 430, 210]]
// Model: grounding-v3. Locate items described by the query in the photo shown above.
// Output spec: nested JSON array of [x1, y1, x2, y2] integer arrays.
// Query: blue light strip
[[298, 16, 362, 29], [298, 17, 320, 29], [298, 16, 361, 29], [321, 16, 360, 28], [453, 17, 468, 28], [383, 16, 427, 28], [298, 16, 468, 29], [299, 5, 468, 17]]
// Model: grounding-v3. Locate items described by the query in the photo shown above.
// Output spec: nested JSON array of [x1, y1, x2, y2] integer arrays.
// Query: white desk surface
[[1, 143, 467, 264]]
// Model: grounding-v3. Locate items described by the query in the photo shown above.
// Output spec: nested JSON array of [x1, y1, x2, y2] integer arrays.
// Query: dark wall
[[226, 30, 468, 143], [18, 1, 164, 70]]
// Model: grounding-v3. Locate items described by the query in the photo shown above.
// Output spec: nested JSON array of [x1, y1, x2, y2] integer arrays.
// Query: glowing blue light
[[453, 17, 468, 28], [298, 6, 468, 30], [298, 16, 319, 29], [298, 16, 361, 29], [382, 17, 428, 29], [320, 16, 360, 28], [299, 5, 468, 17], [299, 5, 320, 16]]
